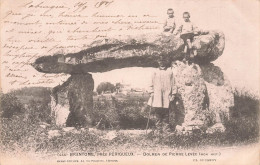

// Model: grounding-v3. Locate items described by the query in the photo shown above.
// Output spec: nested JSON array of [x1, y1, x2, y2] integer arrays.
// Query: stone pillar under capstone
[[171, 61, 234, 132], [51, 73, 94, 128], [172, 61, 209, 128]]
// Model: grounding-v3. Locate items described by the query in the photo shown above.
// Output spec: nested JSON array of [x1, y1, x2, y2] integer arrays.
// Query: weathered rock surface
[[50, 95, 70, 126], [192, 31, 225, 63], [171, 61, 234, 131], [206, 123, 226, 134], [32, 31, 224, 74], [171, 61, 209, 128], [200, 63, 234, 123], [51, 74, 94, 127]]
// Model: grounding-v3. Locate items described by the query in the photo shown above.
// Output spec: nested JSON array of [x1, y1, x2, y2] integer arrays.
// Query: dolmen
[[32, 30, 234, 133]]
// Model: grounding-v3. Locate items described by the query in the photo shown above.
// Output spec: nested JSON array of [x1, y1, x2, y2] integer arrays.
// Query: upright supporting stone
[[172, 61, 209, 129], [50, 94, 70, 126], [171, 61, 234, 133], [52, 73, 94, 128], [200, 63, 234, 124]]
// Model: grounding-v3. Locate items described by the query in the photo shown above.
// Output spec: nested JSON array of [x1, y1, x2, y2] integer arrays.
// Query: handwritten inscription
[[1, 0, 160, 91]]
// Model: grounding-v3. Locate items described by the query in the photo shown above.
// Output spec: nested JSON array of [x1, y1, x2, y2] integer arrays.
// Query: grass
[[0, 87, 259, 155]]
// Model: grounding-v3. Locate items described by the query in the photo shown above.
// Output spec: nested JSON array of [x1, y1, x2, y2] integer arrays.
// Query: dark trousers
[[180, 33, 194, 41], [168, 97, 185, 128], [180, 33, 195, 60], [154, 108, 169, 125]]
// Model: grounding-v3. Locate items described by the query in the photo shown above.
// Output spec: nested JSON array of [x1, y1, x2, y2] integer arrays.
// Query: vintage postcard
[[0, 0, 259, 164]]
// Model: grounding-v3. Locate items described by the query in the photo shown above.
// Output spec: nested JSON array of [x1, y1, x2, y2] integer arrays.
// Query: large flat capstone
[[32, 31, 224, 74]]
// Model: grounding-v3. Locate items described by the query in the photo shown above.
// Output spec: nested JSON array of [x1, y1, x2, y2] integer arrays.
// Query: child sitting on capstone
[[163, 8, 176, 34], [175, 12, 200, 59]]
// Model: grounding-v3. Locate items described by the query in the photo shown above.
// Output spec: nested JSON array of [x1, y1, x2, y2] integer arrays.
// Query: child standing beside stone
[[148, 56, 177, 132]]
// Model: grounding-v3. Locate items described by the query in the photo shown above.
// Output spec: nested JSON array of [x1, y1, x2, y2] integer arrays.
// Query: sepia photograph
[[0, 0, 259, 164]]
